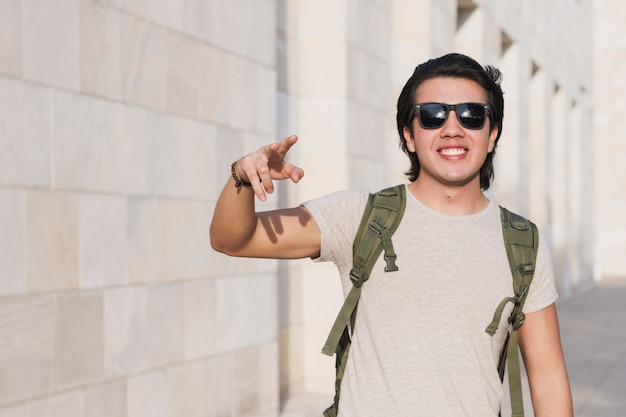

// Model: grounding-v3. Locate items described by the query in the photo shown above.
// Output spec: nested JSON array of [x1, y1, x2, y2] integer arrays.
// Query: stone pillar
[[528, 68, 551, 231], [550, 87, 571, 293], [594, 0, 626, 281]]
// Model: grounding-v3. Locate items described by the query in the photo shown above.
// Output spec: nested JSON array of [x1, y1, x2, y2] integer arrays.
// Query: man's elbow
[[209, 230, 246, 257], [210, 232, 235, 256], [209, 224, 232, 255], [210, 236, 227, 255]]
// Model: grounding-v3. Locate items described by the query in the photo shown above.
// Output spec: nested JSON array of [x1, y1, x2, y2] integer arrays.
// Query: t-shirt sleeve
[[302, 189, 369, 266], [522, 231, 559, 313]]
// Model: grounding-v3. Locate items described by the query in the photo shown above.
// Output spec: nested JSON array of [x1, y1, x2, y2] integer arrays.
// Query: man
[[210, 53, 572, 416]]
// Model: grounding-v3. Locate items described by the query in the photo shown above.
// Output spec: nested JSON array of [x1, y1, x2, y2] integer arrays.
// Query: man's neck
[[407, 178, 490, 216]]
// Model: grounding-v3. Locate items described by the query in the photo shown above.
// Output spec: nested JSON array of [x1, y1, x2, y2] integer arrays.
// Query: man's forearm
[[530, 377, 573, 417], [210, 176, 258, 255]]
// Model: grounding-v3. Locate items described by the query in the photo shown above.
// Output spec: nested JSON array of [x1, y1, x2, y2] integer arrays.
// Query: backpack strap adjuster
[[350, 268, 365, 288], [518, 263, 535, 275], [511, 312, 526, 330], [368, 219, 399, 272]]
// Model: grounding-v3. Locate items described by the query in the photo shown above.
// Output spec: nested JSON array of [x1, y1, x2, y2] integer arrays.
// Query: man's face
[[402, 76, 498, 189]]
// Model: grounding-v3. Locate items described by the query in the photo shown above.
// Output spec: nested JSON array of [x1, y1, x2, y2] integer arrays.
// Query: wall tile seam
[[0, 375, 127, 411], [211, 271, 282, 281], [39, 186, 212, 204], [346, 96, 393, 113], [0, 188, 212, 209], [0, 276, 217, 300], [203, 119, 277, 137], [346, 44, 391, 67], [209, 341, 280, 376], [0, 287, 103, 302], [0, 340, 280, 404], [5, 53, 279, 132], [0, 297, 261, 408], [0, 73, 254, 136], [88, 4, 278, 71]]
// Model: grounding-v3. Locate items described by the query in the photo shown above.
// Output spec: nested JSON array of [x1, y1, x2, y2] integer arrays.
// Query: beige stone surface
[[52, 90, 106, 191], [243, 0, 276, 67], [26, 190, 79, 292], [0, 78, 51, 187], [166, 360, 212, 417], [144, 114, 190, 198], [208, 351, 235, 416], [122, 14, 166, 111], [0, 189, 25, 295], [0, 0, 21, 77], [212, 0, 246, 55], [215, 275, 278, 353], [79, 194, 128, 288], [198, 45, 231, 126], [161, 200, 209, 280], [182, 279, 217, 359], [258, 342, 280, 413], [22, 0, 79, 90], [127, 198, 165, 284], [182, 0, 214, 42], [166, 32, 199, 118], [78, 1, 124, 100], [104, 287, 149, 376], [57, 291, 105, 389], [178, 119, 213, 200], [28, 391, 83, 417], [84, 380, 127, 417], [127, 370, 168, 417], [146, 284, 184, 367], [0, 295, 55, 405]]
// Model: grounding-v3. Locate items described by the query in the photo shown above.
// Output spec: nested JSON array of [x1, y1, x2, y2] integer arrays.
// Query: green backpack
[[321, 185, 538, 417]]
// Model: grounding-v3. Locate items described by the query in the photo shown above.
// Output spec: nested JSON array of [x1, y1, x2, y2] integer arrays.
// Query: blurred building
[[0, 0, 622, 417]]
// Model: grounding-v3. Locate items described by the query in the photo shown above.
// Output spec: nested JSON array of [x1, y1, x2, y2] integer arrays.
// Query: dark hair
[[396, 53, 504, 190]]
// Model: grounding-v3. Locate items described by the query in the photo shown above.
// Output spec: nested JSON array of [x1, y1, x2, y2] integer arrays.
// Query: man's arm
[[518, 304, 573, 417], [210, 135, 322, 259]]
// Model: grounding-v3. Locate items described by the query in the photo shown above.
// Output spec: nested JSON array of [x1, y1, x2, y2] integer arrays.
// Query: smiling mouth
[[439, 148, 467, 156]]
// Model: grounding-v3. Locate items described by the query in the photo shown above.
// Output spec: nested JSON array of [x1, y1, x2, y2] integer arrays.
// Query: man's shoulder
[[303, 188, 371, 211]]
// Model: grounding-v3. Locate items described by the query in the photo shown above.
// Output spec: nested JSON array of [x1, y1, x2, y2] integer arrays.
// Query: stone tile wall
[[0, 0, 279, 416]]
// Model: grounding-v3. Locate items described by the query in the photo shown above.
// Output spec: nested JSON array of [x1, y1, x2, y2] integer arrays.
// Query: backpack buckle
[[384, 254, 398, 272]]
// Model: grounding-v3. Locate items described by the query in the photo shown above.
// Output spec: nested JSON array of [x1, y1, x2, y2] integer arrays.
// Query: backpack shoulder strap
[[321, 185, 406, 417], [487, 206, 539, 417], [321, 184, 406, 356]]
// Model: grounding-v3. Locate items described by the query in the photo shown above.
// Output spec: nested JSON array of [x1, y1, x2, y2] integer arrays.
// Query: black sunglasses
[[410, 102, 491, 130]]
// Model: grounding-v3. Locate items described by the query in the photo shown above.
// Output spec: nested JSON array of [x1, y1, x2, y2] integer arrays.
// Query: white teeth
[[440, 148, 466, 155]]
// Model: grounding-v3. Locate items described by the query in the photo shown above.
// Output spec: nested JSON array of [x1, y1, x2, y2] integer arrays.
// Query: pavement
[[558, 279, 626, 417]]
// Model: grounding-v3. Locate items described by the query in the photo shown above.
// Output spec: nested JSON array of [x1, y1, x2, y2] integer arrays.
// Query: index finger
[[276, 135, 299, 156]]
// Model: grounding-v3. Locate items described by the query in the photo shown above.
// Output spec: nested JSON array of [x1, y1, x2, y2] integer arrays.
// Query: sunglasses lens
[[415, 103, 489, 129], [419, 104, 448, 128], [457, 103, 487, 129]]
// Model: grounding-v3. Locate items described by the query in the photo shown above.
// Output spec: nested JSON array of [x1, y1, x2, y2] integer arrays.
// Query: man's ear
[[403, 126, 416, 152], [487, 125, 498, 153]]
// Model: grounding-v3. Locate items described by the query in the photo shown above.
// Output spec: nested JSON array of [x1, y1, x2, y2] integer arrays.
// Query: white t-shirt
[[303, 185, 558, 417]]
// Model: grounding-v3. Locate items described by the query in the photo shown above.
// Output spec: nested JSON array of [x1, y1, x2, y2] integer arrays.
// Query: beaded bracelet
[[231, 161, 252, 187]]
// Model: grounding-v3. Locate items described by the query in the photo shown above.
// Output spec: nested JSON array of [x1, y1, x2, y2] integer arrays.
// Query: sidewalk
[[558, 279, 626, 416]]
